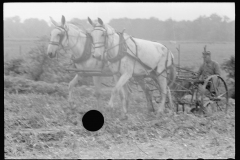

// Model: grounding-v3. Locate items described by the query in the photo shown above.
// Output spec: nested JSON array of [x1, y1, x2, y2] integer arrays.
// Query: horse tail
[[167, 64, 176, 87], [167, 52, 176, 87]]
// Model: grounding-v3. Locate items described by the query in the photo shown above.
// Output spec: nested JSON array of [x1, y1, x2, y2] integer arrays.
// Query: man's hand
[[193, 79, 204, 85]]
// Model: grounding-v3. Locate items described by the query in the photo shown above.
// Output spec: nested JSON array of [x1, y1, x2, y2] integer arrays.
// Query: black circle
[[82, 110, 104, 132]]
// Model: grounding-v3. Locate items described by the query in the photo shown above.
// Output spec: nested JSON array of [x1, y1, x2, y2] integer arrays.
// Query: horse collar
[[71, 32, 93, 64]]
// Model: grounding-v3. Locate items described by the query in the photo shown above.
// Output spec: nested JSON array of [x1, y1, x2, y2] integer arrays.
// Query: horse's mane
[[92, 20, 116, 34], [104, 23, 116, 34], [67, 22, 89, 34]]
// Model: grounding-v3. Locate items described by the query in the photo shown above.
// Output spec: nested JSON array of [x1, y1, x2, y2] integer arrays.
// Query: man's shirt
[[198, 60, 221, 79]]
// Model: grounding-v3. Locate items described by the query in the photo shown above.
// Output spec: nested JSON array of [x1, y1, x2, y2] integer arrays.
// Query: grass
[[4, 75, 235, 159]]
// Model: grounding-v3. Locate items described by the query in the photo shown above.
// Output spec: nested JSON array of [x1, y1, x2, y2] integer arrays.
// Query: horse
[[47, 15, 107, 105], [87, 17, 176, 119], [46, 16, 154, 110]]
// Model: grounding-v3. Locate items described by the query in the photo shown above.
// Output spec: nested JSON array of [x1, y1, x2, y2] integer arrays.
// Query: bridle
[[90, 26, 116, 60], [49, 25, 81, 52], [91, 27, 108, 49]]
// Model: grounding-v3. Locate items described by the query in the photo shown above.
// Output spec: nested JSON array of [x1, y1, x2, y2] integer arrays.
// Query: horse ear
[[98, 18, 104, 25], [88, 17, 93, 26], [50, 16, 59, 27], [61, 15, 66, 27]]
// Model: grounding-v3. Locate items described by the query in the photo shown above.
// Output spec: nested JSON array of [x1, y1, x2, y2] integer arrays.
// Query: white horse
[[47, 16, 107, 105], [46, 16, 152, 109], [47, 16, 161, 112], [88, 17, 176, 119]]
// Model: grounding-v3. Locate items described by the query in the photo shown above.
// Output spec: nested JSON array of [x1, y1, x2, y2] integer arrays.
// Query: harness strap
[[101, 31, 165, 76], [107, 32, 129, 63], [129, 36, 138, 58], [156, 49, 173, 78], [118, 59, 121, 74], [165, 49, 169, 72]]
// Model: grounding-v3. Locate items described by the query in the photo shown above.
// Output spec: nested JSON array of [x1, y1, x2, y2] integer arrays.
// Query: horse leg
[[136, 78, 154, 112], [68, 74, 81, 103], [107, 75, 121, 108], [109, 74, 128, 108], [121, 83, 130, 114], [120, 83, 131, 120], [167, 86, 174, 114], [93, 76, 102, 108], [109, 73, 132, 119], [113, 75, 130, 108], [156, 72, 168, 116]]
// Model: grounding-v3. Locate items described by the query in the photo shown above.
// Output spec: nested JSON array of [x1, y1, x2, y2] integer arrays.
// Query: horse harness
[[49, 26, 70, 49], [71, 32, 93, 64], [90, 26, 174, 78], [49, 26, 96, 66]]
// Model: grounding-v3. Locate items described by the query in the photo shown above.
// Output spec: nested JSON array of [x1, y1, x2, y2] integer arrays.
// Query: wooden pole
[[176, 44, 180, 75], [179, 44, 180, 70]]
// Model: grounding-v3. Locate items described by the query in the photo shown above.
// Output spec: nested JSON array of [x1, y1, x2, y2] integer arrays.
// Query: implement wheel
[[193, 75, 229, 115]]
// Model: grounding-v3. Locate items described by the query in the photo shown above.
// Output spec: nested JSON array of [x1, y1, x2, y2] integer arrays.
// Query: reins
[[49, 25, 87, 52]]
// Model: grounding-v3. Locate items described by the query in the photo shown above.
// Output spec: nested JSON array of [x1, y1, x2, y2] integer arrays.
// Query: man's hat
[[202, 50, 211, 55]]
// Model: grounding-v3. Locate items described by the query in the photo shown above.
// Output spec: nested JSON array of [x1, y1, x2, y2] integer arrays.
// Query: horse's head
[[88, 17, 114, 60], [47, 15, 70, 58]]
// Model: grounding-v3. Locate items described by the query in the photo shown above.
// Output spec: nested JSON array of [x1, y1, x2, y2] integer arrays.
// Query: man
[[197, 50, 221, 80], [196, 50, 221, 97], [193, 50, 221, 115]]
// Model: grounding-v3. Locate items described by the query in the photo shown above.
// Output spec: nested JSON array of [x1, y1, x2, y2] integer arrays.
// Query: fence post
[[176, 44, 180, 75]]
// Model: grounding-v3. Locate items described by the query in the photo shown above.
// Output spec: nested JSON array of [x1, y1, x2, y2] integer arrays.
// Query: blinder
[[91, 27, 108, 49], [49, 27, 69, 47], [90, 26, 109, 60]]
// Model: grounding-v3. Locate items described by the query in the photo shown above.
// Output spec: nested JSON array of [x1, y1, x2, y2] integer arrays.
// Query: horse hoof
[[156, 110, 164, 118], [108, 101, 114, 108], [157, 108, 164, 114], [148, 107, 154, 113], [120, 115, 128, 121], [68, 100, 74, 106], [148, 111, 156, 117]]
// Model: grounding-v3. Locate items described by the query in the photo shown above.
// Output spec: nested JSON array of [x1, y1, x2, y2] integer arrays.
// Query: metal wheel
[[193, 75, 229, 115]]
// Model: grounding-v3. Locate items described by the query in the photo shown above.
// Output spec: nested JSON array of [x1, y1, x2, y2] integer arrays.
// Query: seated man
[[196, 50, 221, 96]]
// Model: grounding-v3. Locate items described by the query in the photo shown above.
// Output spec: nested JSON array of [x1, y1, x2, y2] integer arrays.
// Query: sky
[[3, 2, 235, 24]]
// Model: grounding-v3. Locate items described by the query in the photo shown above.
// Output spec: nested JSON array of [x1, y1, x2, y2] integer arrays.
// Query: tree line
[[4, 13, 235, 42]]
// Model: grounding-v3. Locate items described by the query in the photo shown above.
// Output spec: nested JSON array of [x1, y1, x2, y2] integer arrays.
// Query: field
[[4, 40, 235, 158], [4, 75, 235, 159]]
